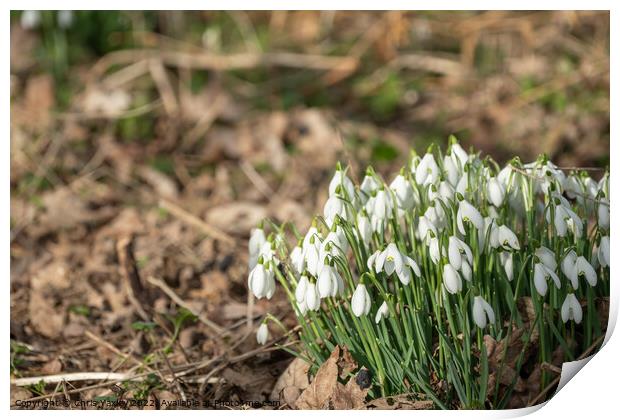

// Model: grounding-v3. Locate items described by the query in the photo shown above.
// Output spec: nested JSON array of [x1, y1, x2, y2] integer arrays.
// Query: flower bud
[[256, 323, 269, 345], [375, 301, 389, 323], [443, 264, 462, 294], [351, 283, 372, 317]]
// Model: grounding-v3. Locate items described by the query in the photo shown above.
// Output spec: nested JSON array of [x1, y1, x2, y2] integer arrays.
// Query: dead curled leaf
[[294, 346, 369, 410]]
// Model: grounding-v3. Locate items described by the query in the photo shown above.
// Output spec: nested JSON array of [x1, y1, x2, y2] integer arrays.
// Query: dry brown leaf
[[28, 290, 65, 339], [271, 357, 311, 407], [295, 346, 368, 410]]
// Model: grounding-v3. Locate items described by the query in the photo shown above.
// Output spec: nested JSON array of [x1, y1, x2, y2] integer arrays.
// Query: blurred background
[[10, 11, 610, 406]]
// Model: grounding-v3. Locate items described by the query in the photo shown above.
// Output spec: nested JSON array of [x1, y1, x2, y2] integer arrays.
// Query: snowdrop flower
[[563, 175, 581, 200], [360, 173, 380, 199], [561, 251, 578, 288], [498, 225, 520, 250], [472, 296, 496, 329], [317, 263, 344, 298], [561, 294, 583, 324], [598, 198, 610, 230], [351, 284, 372, 317], [461, 261, 472, 282], [290, 243, 305, 275], [356, 212, 372, 247], [324, 195, 349, 227], [305, 282, 321, 311], [443, 264, 462, 294], [418, 216, 437, 244], [449, 142, 469, 170], [448, 236, 473, 271], [366, 189, 393, 232], [375, 243, 403, 276], [415, 153, 440, 186], [328, 166, 355, 199], [564, 208, 583, 238], [535, 246, 557, 271], [438, 181, 456, 203], [398, 256, 421, 285], [456, 172, 470, 196], [390, 173, 415, 210], [429, 237, 442, 265], [323, 227, 349, 256], [295, 276, 309, 305], [443, 155, 459, 187], [598, 236, 610, 268], [303, 234, 321, 277], [499, 252, 514, 281], [575, 256, 597, 287], [375, 301, 389, 323], [478, 217, 500, 249], [256, 323, 269, 345], [424, 204, 446, 230], [533, 263, 561, 296], [367, 250, 380, 272], [487, 177, 506, 207], [248, 260, 276, 299], [457, 200, 483, 235], [248, 227, 267, 270]]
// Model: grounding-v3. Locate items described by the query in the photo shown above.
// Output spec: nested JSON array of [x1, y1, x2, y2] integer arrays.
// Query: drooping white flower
[[443, 155, 459, 187], [598, 198, 610, 230], [366, 188, 394, 232], [535, 246, 557, 271], [438, 181, 456, 203], [356, 212, 372, 247], [351, 284, 372, 317], [598, 236, 610, 268], [461, 261, 472, 282], [305, 282, 321, 311], [457, 200, 483, 235], [487, 177, 506, 207], [575, 256, 597, 287], [533, 263, 561, 296], [390, 174, 414, 210], [456, 172, 470, 196], [418, 216, 437, 244], [248, 260, 276, 299], [367, 250, 380, 272], [478, 217, 500, 249], [290, 244, 305, 275], [415, 153, 440, 186], [360, 174, 380, 199], [448, 236, 473, 271], [443, 264, 462, 294], [429, 237, 442, 265], [249, 227, 267, 270], [561, 251, 578, 289], [450, 143, 469, 169], [561, 293, 583, 324], [397, 256, 421, 285], [324, 195, 349, 227], [303, 234, 321, 277], [295, 276, 309, 304], [472, 296, 496, 329], [498, 225, 520, 250], [329, 167, 355, 199], [499, 252, 514, 281], [375, 301, 390, 323], [424, 204, 446, 231], [317, 263, 344, 298], [256, 323, 269, 345]]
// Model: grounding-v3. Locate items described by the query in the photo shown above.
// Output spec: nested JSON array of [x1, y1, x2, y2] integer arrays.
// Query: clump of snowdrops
[[248, 137, 610, 409]]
